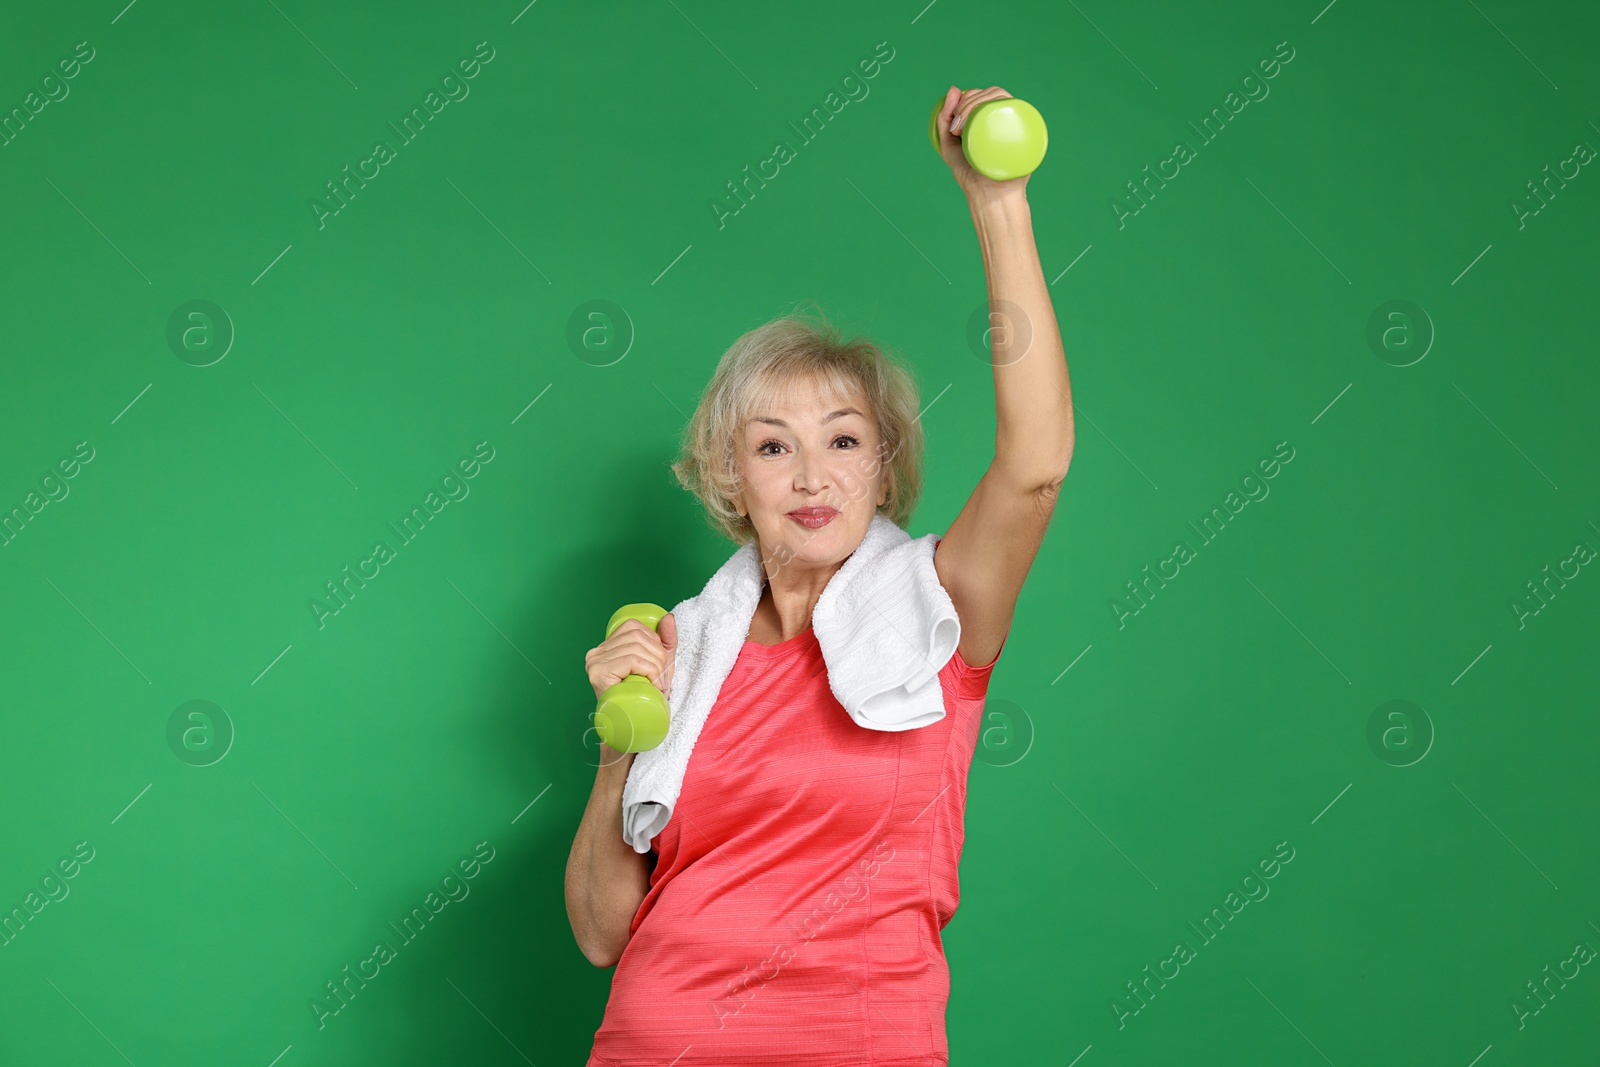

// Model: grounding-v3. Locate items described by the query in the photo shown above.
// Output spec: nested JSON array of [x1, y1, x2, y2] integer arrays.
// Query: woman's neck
[[751, 565, 836, 644]]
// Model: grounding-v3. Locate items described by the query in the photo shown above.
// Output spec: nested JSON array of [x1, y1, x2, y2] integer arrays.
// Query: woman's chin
[[768, 517, 868, 561]]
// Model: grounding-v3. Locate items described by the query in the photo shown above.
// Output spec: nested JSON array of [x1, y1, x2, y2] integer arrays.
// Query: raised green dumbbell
[[593, 603, 671, 753], [929, 94, 1048, 181]]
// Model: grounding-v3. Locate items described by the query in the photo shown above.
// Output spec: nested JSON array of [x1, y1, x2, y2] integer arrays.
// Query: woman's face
[[730, 376, 889, 578]]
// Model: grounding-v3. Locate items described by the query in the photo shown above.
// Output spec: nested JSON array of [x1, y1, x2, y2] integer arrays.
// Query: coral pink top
[[586, 608, 1007, 1067]]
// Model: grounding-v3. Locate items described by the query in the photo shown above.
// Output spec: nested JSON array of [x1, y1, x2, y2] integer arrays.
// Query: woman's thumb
[[658, 611, 677, 651]]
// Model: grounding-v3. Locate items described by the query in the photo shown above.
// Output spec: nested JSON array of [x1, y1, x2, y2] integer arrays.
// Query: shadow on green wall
[[388, 452, 717, 1062]]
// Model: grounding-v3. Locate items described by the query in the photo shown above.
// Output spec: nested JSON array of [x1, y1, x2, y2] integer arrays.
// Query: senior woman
[[567, 85, 1074, 1066]]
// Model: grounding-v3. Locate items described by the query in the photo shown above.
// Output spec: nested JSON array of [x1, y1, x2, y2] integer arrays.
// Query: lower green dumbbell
[[929, 94, 1048, 182], [593, 602, 671, 753]]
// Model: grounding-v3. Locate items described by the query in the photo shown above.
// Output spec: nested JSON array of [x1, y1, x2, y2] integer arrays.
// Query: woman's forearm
[[565, 747, 652, 967], [969, 189, 1075, 489]]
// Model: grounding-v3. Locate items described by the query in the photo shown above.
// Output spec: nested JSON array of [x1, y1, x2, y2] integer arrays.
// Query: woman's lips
[[788, 508, 837, 529]]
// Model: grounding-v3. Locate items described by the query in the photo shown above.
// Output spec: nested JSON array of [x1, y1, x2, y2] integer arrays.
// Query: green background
[[1, 0, 1596, 1063]]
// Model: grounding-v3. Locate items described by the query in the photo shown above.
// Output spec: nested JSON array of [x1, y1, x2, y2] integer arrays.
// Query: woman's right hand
[[585, 611, 677, 703]]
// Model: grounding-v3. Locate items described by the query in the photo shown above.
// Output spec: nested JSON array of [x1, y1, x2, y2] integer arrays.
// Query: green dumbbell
[[929, 94, 1048, 181], [593, 603, 671, 753]]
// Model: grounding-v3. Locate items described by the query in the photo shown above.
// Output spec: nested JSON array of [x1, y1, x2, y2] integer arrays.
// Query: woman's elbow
[[575, 920, 629, 968], [585, 941, 624, 969], [566, 885, 638, 967], [563, 825, 651, 968]]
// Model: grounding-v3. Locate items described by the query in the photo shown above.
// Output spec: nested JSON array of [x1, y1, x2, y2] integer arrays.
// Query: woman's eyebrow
[[750, 408, 863, 428]]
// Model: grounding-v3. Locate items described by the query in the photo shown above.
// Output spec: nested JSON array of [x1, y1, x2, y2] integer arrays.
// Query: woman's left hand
[[934, 84, 1030, 203]]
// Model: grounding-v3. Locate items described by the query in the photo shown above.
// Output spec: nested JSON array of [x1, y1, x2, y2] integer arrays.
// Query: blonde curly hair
[[670, 304, 925, 546]]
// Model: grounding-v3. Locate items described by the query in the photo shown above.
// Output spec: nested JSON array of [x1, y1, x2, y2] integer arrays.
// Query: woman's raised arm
[[928, 85, 1075, 669]]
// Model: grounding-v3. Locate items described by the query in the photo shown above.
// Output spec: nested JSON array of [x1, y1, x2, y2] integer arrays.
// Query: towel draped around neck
[[619, 513, 961, 853]]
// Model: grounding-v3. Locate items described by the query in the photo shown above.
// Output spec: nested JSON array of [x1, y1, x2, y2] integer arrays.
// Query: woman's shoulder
[[939, 630, 1007, 701]]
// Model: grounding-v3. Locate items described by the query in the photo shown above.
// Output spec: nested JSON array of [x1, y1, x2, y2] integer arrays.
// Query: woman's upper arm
[[933, 466, 1061, 669]]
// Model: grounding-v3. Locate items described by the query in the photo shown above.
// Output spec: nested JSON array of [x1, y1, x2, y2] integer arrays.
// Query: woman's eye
[[756, 434, 858, 456]]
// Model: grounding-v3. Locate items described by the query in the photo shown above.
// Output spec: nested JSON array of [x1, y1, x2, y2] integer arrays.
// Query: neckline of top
[[740, 625, 818, 659]]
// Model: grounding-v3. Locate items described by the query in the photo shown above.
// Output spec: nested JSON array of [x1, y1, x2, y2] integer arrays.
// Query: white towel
[[620, 513, 961, 854]]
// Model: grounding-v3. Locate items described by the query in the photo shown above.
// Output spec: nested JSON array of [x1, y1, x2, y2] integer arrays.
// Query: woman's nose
[[794, 451, 831, 492]]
